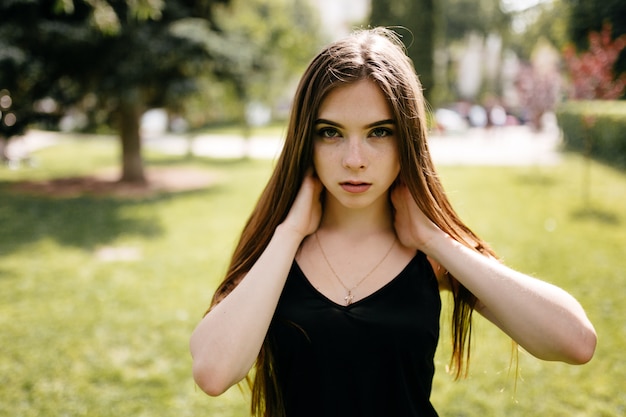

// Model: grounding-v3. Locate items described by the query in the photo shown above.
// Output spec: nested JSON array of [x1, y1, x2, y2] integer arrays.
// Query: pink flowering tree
[[562, 23, 626, 100]]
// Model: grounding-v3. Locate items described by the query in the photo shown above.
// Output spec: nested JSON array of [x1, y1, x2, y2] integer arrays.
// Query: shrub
[[556, 100, 626, 168]]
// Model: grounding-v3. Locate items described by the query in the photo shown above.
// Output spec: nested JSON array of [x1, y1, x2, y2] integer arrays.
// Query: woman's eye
[[317, 127, 340, 138], [370, 127, 393, 138]]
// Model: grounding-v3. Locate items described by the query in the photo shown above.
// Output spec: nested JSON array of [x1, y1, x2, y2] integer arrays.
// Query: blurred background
[[1, 1, 625, 416], [1, 0, 625, 176]]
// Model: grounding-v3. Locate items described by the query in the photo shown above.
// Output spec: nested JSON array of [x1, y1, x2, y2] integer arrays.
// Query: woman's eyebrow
[[314, 118, 343, 127], [366, 119, 395, 128], [314, 118, 395, 128]]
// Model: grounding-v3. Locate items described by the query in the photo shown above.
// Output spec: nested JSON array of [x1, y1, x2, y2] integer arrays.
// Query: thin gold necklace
[[314, 231, 396, 306]]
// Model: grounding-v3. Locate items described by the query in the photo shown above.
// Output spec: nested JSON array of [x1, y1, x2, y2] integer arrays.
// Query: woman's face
[[313, 79, 400, 211]]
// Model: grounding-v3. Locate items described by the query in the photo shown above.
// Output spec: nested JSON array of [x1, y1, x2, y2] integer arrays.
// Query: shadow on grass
[[515, 172, 559, 187], [571, 207, 621, 225], [0, 191, 156, 252], [0, 179, 220, 256]]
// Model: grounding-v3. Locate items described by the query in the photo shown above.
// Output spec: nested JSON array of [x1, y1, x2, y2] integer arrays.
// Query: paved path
[[427, 126, 561, 166], [12, 125, 562, 167]]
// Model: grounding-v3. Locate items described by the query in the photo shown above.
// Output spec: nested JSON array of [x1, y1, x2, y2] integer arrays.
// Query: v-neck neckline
[[292, 253, 421, 310]]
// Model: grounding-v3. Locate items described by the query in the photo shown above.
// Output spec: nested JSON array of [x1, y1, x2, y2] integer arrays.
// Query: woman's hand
[[391, 182, 444, 252], [281, 170, 323, 239]]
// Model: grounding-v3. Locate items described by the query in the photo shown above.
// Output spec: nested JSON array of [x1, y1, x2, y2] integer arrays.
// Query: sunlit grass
[[0, 136, 624, 416], [432, 158, 626, 416]]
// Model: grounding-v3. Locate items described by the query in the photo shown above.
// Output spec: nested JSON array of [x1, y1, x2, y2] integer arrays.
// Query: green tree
[[0, 0, 228, 182], [369, 0, 436, 101], [192, 0, 321, 138], [0, 0, 73, 160], [442, 0, 510, 42]]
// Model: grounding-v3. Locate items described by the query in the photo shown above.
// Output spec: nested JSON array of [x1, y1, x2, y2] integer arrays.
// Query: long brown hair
[[209, 27, 497, 417]]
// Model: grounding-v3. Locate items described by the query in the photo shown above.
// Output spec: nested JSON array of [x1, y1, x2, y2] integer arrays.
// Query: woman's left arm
[[392, 184, 597, 364]]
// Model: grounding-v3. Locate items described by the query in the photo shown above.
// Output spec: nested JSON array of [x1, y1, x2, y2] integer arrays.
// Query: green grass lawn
[[0, 136, 624, 416]]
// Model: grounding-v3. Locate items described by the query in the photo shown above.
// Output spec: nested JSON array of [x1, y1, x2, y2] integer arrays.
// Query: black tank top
[[268, 251, 441, 417]]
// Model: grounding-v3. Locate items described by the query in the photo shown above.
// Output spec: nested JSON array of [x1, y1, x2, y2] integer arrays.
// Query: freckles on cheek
[[312, 146, 333, 171]]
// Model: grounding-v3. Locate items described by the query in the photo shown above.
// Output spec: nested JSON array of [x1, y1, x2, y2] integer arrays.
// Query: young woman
[[190, 28, 596, 417]]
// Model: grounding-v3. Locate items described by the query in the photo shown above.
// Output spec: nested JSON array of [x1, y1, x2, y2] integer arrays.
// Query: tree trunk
[[0, 138, 8, 162], [117, 98, 146, 184]]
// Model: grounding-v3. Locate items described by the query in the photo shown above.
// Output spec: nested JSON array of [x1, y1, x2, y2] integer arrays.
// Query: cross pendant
[[344, 291, 354, 306]]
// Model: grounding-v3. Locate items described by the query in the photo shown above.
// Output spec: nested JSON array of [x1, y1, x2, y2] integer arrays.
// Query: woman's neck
[[320, 196, 394, 238]]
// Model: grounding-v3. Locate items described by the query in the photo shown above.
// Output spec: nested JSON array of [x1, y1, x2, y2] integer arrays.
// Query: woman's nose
[[342, 138, 368, 170]]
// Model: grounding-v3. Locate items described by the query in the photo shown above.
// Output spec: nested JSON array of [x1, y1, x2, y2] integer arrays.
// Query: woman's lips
[[340, 182, 371, 193]]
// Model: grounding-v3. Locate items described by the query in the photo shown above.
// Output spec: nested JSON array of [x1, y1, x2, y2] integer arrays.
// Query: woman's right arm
[[189, 173, 322, 396]]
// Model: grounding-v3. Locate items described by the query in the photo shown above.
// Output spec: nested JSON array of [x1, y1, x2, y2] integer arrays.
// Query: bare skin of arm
[[391, 184, 597, 364], [189, 173, 322, 396]]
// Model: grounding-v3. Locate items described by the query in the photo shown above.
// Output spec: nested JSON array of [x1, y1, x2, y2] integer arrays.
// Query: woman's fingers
[[282, 171, 323, 238], [391, 184, 441, 250]]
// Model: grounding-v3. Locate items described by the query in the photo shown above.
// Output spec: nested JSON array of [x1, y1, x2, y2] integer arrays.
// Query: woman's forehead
[[316, 80, 393, 125]]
